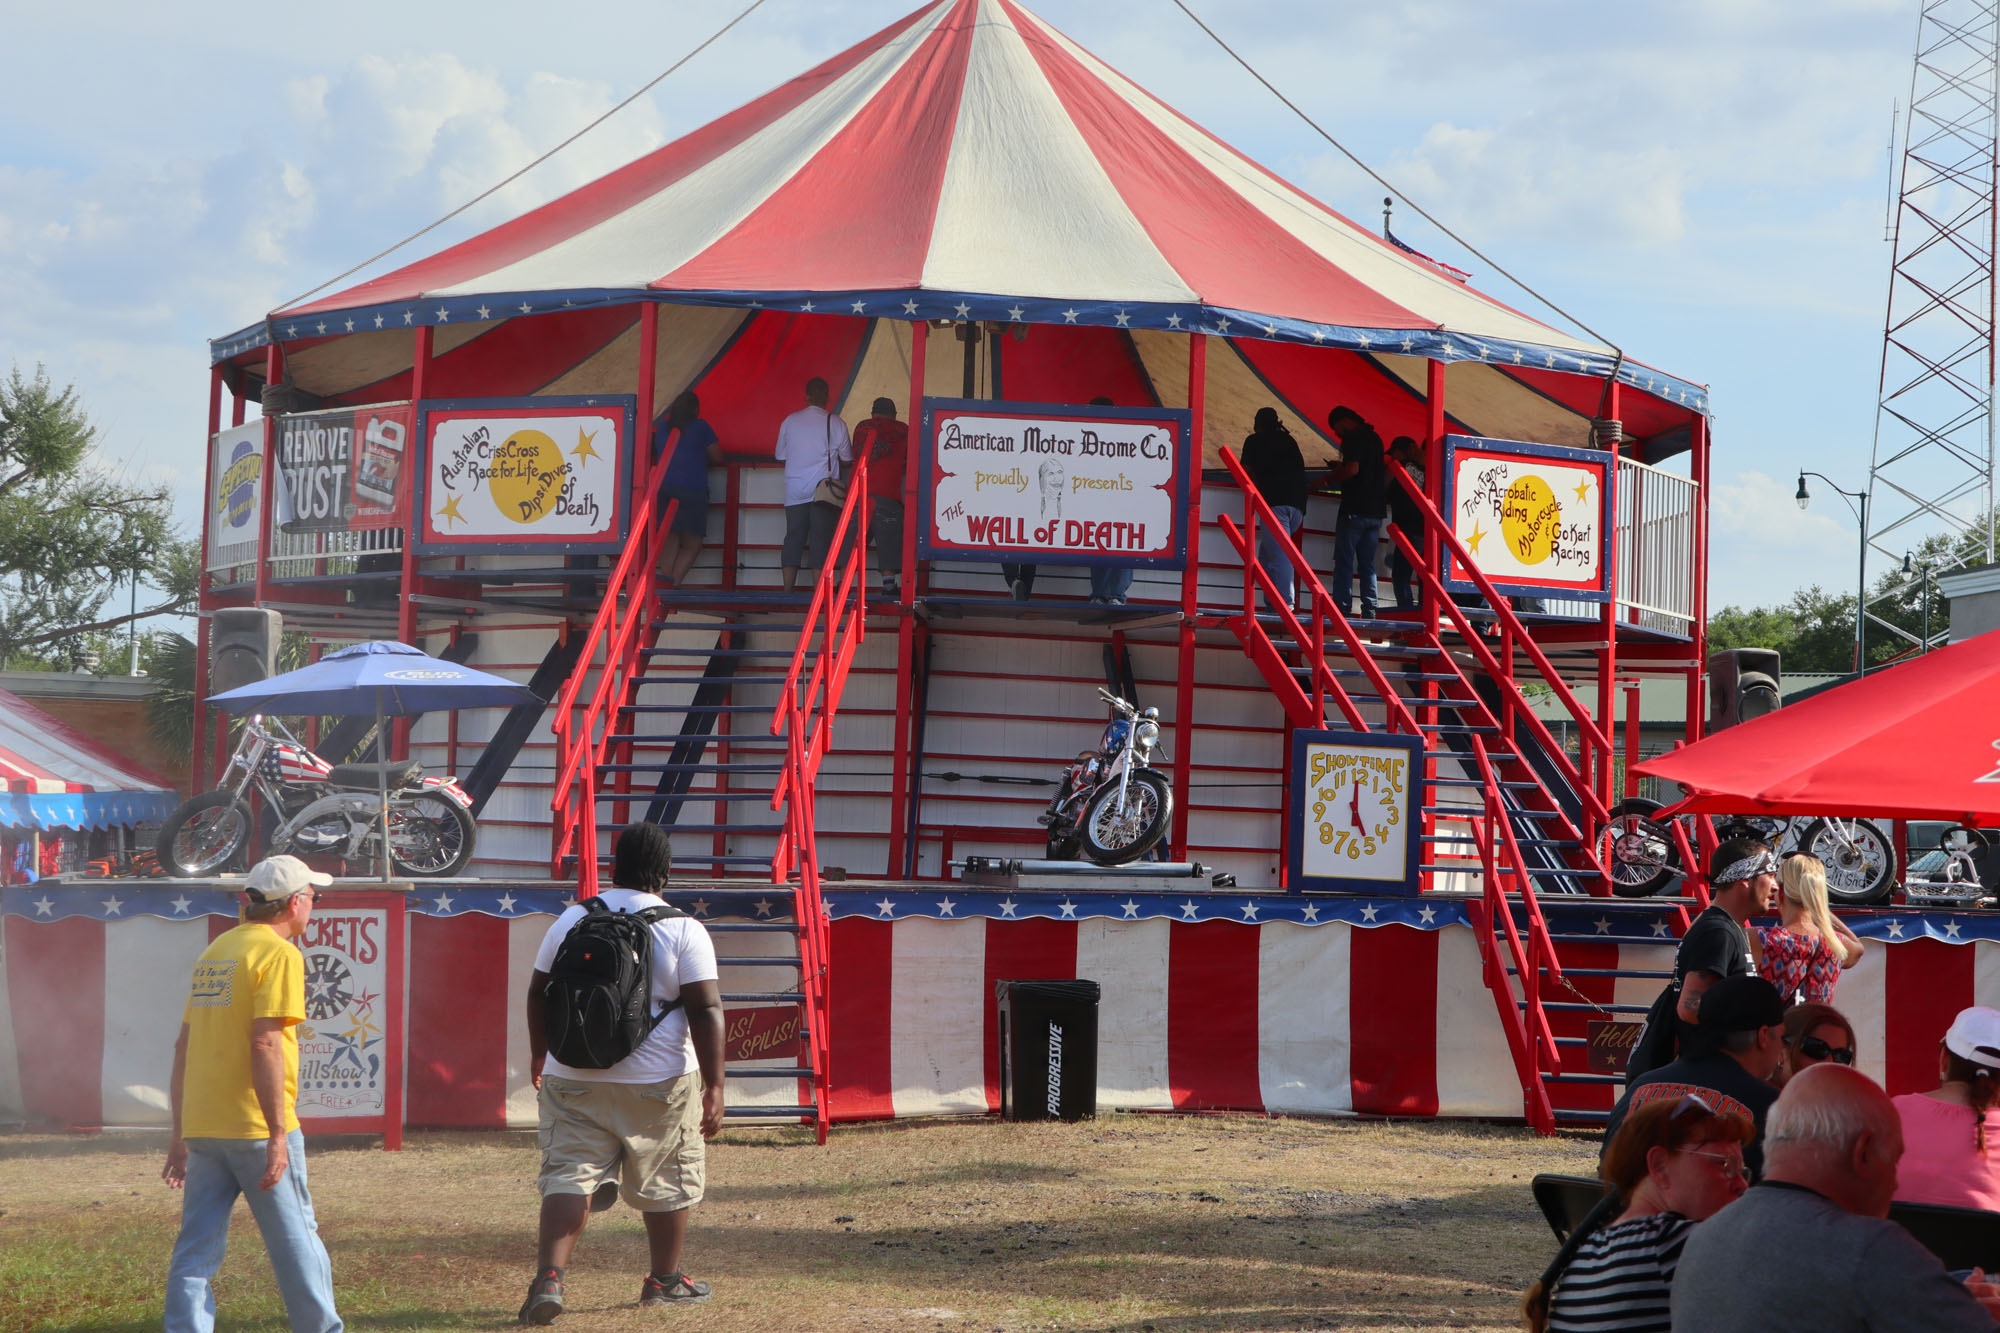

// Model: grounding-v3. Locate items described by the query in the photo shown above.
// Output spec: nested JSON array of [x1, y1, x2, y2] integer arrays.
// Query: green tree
[[0, 365, 196, 666], [1706, 585, 1861, 673]]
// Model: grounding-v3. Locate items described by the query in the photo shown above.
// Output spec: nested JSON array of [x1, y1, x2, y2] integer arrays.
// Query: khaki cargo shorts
[[536, 1072, 705, 1212]]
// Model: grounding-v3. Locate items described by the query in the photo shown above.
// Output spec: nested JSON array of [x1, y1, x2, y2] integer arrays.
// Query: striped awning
[[0, 689, 177, 830]]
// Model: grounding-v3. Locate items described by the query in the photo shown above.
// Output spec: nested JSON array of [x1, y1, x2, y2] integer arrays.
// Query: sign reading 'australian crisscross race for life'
[[1440, 435, 1610, 600], [417, 396, 633, 553], [919, 399, 1191, 568]]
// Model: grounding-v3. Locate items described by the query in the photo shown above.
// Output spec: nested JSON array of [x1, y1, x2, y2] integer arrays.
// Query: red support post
[[1595, 383, 1622, 815], [1622, 679, 1641, 799], [887, 320, 926, 876], [1422, 360, 1446, 891], [193, 366, 223, 793], [1170, 333, 1206, 860], [1686, 411, 1710, 743], [253, 345, 282, 612], [393, 326, 434, 760]]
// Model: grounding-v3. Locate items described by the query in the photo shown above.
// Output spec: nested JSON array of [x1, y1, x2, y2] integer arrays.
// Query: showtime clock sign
[[1288, 729, 1425, 895]]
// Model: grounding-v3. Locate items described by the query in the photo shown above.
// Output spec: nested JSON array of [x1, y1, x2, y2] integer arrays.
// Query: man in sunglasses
[[1626, 837, 1777, 1085], [161, 854, 343, 1333], [1604, 974, 1788, 1181]]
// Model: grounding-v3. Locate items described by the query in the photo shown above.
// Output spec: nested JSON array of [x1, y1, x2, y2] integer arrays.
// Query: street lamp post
[[1903, 552, 1935, 652], [1796, 471, 1870, 672]]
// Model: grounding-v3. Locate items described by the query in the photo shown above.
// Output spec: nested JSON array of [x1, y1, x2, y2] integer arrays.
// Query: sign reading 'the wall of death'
[[919, 400, 1192, 567]]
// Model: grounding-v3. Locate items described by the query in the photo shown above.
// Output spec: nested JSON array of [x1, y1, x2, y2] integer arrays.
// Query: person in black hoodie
[[1240, 407, 1309, 608]]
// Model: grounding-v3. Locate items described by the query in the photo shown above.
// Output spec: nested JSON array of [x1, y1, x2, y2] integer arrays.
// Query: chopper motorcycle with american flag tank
[[156, 713, 477, 877]]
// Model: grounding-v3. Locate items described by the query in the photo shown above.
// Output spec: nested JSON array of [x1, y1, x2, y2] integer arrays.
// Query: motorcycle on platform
[[157, 714, 477, 878], [1040, 688, 1173, 865]]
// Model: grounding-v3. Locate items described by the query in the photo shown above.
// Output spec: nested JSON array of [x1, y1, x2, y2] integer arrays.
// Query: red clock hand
[[1350, 780, 1364, 830]]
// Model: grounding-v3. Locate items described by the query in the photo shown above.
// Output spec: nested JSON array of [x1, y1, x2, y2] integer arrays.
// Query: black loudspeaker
[[1708, 648, 1781, 730], [211, 608, 282, 695]]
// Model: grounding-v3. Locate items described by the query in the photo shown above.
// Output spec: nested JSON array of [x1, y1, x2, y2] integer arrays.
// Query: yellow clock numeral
[[1312, 800, 1325, 821], [1384, 803, 1400, 827], [1317, 823, 1333, 845]]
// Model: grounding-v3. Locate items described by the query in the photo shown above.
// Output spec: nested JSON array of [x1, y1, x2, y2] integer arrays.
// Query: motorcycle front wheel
[[1080, 769, 1172, 866], [388, 792, 477, 877], [1801, 817, 1896, 905], [157, 791, 253, 878], [1602, 797, 1682, 898]]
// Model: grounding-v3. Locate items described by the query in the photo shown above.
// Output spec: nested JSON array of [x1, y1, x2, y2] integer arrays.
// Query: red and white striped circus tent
[[0, 688, 176, 832], [212, 0, 1704, 468]]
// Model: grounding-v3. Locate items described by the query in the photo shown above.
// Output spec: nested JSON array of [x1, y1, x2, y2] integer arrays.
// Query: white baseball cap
[[244, 854, 333, 903], [1944, 1006, 2000, 1069]]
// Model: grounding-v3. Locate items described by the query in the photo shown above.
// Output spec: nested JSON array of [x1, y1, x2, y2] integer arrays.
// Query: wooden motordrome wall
[[2, 888, 1994, 1129], [400, 472, 1448, 888]]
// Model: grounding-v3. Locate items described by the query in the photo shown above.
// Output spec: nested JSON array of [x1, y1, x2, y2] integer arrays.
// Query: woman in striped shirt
[[1523, 1094, 1751, 1332]]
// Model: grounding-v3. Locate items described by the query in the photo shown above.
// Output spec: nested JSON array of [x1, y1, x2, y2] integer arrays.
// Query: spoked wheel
[[1801, 817, 1897, 905], [1600, 797, 1682, 898], [1081, 769, 1172, 866], [156, 791, 253, 878], [388, 792, 477, 877]]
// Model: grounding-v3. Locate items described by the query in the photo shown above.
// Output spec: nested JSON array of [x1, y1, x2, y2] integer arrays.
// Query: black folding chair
[[1531, 1173, 1606, 1243], [1890, 1201, 2000, 1272]]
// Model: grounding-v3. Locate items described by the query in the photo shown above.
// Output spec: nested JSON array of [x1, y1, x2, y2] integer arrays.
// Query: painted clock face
[[1300, 740, 1415, 883]]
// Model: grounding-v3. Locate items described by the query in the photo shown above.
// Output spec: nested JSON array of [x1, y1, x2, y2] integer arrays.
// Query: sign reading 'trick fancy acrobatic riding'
[[417, 396, 634, 553], [1439, 434, 1610, 601], [919, 399, 1192, 568]]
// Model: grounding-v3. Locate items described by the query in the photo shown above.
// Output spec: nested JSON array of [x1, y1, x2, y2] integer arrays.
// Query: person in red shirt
[[852, 397, 909, 598]]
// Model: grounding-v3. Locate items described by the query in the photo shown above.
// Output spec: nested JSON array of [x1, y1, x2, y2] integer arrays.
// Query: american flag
[[260, 744, 332, 785]]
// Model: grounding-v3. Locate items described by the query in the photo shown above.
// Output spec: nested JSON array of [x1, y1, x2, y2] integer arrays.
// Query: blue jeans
[[166, 1130, 342, 1333], [1090, 564, 1133, 601], [1331, 511, 1386, 617], [1255, 505, 1305, 606]]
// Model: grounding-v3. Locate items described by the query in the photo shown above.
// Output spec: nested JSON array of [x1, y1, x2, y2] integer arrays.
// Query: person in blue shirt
[[652, 391, 722, 586]]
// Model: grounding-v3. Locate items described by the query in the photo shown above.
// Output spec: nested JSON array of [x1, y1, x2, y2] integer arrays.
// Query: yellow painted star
[[572, 428, 601, 466], [1467, 523, 1486, 554], [436, 493, 465, 527], [1573, 476, 1592, 503]]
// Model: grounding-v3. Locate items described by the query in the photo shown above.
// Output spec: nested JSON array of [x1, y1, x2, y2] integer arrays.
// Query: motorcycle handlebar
[[1096, 687, 1137, 716]]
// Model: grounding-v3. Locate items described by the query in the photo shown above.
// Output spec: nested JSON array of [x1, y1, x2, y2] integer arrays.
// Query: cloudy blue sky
[[0, 0, 1927, 611]]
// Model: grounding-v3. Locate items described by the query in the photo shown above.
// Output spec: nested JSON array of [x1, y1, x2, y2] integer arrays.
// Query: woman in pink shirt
[[1893, 1005, 2000, 1212]]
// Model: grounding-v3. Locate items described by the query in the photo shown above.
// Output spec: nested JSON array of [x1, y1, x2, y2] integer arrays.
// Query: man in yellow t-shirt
[[162, 855, 343, 1333]]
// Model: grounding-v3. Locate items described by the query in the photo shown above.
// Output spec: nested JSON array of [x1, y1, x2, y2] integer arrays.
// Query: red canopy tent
[[1636, 631, 2000, 824]]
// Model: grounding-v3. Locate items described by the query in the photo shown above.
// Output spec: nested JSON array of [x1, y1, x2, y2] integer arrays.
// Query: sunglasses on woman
[[1794, 1035, 1854, 1065]]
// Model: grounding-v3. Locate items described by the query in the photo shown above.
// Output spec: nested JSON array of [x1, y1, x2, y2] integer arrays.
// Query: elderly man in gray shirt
[[1670, 1063, 2000, 1331]]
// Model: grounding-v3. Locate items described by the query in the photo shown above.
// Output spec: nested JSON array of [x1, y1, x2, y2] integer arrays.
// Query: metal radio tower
[[1865, 0, 2000, 655]]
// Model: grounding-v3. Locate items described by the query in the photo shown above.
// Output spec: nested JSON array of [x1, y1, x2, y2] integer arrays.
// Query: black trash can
[[996, 978, 1100, 1122]]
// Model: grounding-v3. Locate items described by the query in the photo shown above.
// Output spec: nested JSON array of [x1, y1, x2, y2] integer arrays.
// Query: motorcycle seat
[[327, 759, 423, 791]]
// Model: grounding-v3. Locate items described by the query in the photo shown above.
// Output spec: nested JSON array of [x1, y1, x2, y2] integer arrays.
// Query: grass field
[[0, 1115, 1598, 1333]]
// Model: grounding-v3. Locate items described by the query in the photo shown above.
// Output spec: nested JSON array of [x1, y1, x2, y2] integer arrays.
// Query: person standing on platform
[[852, 397, 908, 599], [162, 854, 342, 1333], [774, 376, 852, 594], [1626, 838, 1773, 1085], [520, 824, 725, 1322], [1387, 435, 1425, 613], [1326, 406, 1388, 620], [652, 390, 721, 588], [1239, 406, 1308, 610], [1083, 398, 1134, 604]]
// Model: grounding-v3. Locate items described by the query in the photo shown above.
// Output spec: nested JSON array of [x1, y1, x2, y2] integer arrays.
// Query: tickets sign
[[918, 399, 1191, 567], [417, 396, 633, 552], [206, 423, 264, 571], [274, 404, 412, 533], [1440, 435, 1609, 599]]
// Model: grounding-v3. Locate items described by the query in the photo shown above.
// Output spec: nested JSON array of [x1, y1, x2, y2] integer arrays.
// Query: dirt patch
[[0, 1115, 1600, 1332]]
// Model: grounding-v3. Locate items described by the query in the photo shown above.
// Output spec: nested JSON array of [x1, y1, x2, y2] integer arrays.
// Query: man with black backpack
[[520, 823, 724, 1323]]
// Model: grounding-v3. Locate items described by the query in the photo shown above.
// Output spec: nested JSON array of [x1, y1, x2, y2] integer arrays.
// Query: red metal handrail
[[1214, 448, 1422, 737], [764, 455, 870, 1144], [1470, 735, 1561, 1133], [549, 426, 680, 896], [1386, 460, 1615, 825]]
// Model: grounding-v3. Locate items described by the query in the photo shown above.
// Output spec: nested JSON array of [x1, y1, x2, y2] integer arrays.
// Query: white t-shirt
[[773, 405, 852, 506], [534, 888, 719, 1084]]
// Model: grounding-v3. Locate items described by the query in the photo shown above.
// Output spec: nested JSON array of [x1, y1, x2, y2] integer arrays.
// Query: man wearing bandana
[[1625, 838, 1779, 1086]]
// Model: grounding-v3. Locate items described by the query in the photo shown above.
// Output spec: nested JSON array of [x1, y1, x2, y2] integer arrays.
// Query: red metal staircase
[[1213, 447, 1691, 1131], [549, 433, 874, 1143]]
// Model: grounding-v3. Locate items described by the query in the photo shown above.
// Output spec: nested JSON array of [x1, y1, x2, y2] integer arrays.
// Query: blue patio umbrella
[[207, 641, 539, 879]]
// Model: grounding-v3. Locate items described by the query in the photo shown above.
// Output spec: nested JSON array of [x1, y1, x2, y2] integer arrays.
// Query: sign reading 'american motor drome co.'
[[919, 399, 1191, 568]]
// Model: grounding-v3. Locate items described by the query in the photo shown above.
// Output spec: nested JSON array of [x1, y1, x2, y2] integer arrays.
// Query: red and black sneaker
[[639, 1273, 711, 1306], [518, 1268, 565, 1325]]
